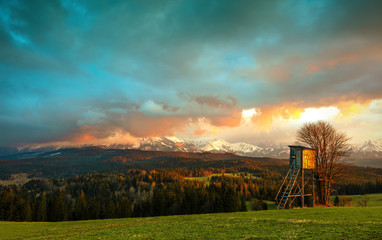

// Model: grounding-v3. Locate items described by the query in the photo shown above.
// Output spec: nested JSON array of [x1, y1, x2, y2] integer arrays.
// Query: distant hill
[[0, 147, 287, 178], [2, 137, 381, 167], [1, 146, 381, 189]]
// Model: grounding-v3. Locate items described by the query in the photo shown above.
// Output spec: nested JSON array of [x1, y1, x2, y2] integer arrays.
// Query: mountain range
[[110, 137, 382, 162], [101, 137, 291, 159], [1, 137, 381, 167]]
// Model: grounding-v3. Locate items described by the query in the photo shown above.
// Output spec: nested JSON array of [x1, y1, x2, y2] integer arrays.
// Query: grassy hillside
[[1, 207, 381, 239], [184, 172, 258, 184], [331, 193, 382, 207]]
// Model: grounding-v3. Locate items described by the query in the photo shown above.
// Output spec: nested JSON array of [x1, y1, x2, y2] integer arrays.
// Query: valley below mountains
[[1, 137, 382, 170]]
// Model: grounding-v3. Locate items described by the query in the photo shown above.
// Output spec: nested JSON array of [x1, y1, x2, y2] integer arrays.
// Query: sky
[[1, 0, 382, 148]]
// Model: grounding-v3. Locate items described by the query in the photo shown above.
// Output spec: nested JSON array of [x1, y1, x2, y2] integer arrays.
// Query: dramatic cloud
[[1, 0, 382, 147]]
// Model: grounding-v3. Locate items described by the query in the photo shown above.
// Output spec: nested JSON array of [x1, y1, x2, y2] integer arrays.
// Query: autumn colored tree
[[297, 121, 351, 206]]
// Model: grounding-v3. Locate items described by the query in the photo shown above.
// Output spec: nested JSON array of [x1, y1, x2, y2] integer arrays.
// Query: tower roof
[[288, 145, 315, 150]]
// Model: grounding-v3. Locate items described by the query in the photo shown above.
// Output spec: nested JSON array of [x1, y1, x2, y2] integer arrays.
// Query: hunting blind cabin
[[275, 145, 316, 209]]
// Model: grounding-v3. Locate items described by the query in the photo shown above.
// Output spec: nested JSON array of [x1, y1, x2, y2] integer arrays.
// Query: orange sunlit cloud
[[193, 128, 207, 135], [302, 42, 382, 77], [336, 100, 372, 118], [304, 54, 359, 76], [246, 100, 376, 132], [16, 98, 382, 148], [249, 103, 304, 130], [209, 111, 242, 127], [75, 135, 98, 143]]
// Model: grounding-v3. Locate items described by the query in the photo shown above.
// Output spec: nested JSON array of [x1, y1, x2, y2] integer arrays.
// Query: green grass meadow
[[184, 173, 257, 184], [1, 206, 381, 240], [330, 193, 382, 207]]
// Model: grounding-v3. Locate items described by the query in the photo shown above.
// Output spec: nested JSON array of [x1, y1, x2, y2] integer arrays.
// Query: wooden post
[[302, 168, 304, 208], [312, 169, 315, 207]]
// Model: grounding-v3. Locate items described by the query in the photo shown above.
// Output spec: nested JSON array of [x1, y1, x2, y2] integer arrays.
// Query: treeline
[[334, 180, 382, 195], [0, 167, 273, 222], [1, 166, 380, 222]]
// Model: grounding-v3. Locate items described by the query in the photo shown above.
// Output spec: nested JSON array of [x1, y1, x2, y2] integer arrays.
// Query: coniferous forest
[[1, 164, 382, 222], [0, 167, 273, 222]]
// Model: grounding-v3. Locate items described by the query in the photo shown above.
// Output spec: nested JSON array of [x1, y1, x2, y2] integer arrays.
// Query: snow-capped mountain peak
[[133, 137, 197, 152], [231, 142, 262, 153], [165, 136, 185, 143], [2, 137, 382, 168], [357, 140, 382, 153], [199, 139, 289, 158]]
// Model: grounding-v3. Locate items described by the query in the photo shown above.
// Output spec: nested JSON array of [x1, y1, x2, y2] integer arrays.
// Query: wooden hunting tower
[[275, 145, 316, 209]]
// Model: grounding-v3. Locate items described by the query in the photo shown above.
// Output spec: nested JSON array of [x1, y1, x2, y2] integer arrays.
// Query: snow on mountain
[[165, 136, 185, 143], [200, 139, 232, 152], [345, 139, 382, 167], [351, 139, 382, 159], [1, 137, 382, 165], [191, 139, 211, 148], [231, 142, 263, 154], [356, 140, 382, 153], [199, 139, 289, 158], [132, 137, 197, 152], [105, 137, 290, 158]]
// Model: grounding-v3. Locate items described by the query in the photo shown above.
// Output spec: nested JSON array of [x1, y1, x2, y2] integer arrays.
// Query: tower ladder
[[275, 168, 300, 209]]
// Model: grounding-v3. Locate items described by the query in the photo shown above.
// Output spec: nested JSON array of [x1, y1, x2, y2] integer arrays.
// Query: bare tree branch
[[296, 121, 351, 206]]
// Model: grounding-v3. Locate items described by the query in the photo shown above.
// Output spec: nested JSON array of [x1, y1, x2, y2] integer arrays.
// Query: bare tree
[[297, 121, 351, 206], [360, 195, 370, 207]]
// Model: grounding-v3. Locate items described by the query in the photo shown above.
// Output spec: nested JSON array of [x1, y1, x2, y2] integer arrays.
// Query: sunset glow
[[241, 108, 257, 122], [297, 107, 340, 123], [1, 0, 382, 147]]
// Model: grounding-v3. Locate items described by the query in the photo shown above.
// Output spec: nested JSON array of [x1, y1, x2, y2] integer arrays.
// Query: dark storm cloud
[[1, 0, 382, 146]]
